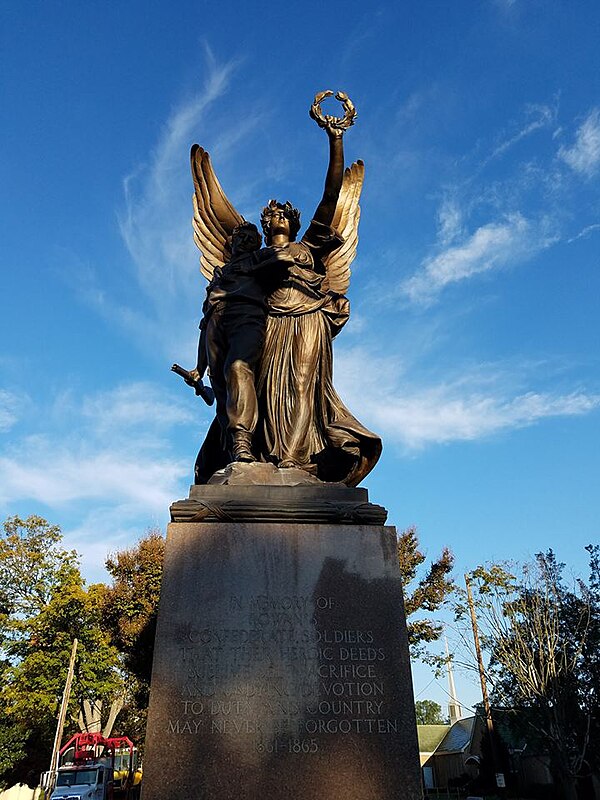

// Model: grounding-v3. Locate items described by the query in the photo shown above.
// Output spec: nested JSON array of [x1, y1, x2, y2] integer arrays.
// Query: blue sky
[[1, 1, 599, 714]]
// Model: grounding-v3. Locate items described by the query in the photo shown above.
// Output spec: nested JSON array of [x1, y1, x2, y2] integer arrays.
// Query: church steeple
[[446, 637, 462, 725]]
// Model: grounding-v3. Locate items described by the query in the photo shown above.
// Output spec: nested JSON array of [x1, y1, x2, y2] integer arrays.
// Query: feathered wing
[[323, 159, 365, 294], [190, 145, 245, 282]]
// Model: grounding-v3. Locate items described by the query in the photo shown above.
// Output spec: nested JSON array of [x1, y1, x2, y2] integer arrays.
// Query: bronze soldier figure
[[187, 222, 289, 464]]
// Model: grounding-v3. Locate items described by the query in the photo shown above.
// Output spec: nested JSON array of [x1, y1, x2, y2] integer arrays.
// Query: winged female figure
[[185, 91, 382, 486]]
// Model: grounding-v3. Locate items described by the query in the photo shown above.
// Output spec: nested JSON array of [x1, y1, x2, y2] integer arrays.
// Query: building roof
[[417, 724, 451, 754], [435, 716, 476, 754]]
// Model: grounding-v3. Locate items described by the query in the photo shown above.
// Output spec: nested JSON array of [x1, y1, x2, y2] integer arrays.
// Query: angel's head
[[260, 200, 301, 244], [230, 222, 262, 255]]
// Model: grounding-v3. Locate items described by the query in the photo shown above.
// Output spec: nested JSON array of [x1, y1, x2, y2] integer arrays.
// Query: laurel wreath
[[309, 90, 357, 133]]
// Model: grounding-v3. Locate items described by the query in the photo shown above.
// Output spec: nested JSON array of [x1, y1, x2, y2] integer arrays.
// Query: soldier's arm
[[253, 246, 294, 273], [194, 320, 208, 379]]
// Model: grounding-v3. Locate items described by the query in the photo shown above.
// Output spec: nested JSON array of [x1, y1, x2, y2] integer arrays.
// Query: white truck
[[49, 733, 141, 800]]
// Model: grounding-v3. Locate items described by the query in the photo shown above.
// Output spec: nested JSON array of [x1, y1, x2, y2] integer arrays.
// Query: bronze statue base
[[170, 463, 387, 526]]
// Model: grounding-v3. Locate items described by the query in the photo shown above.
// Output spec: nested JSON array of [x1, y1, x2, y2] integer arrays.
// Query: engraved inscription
[[167, 594, 399, 751]]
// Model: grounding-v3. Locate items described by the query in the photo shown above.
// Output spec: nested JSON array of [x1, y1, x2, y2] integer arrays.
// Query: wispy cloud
[[567, 222, 600, 244], [64, 506, 165, 582], [0, 381, 194, 510], [394, 99, 581, 306], [0, 438, 184, 582], [402, 212, 557, 304], [558, 108, 600, 178], [437, 197, 464, 246], [372, 388, 598, 450], [88, 45, 262, 359], [335, 348, 600, 451], [119, 46, 239, 303], [0, 439, 185, 510], [0, 380, 198, 572], [80, 382, 193, 434], [487, 102, 558, 163], [0, 376, 199, 580], [0, 389, 25, 432]]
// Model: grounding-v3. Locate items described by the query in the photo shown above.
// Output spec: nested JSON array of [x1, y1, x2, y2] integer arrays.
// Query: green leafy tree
[[99, 530, 165, 743], [0, 515, 77, 643], [397, 526, 455, 659], [0, 720, 28, 790], [415, 699, 446, 725], [0, 516, 122, 785], [0, 515, 77, 786], [456, 549, 599, 800]]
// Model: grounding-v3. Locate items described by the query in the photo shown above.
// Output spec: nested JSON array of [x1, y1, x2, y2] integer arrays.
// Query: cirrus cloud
[[0, 389, 26, 432], [402, 213, 557, 305], [334, 347, 600, 451], [558, 108, 600, 178]]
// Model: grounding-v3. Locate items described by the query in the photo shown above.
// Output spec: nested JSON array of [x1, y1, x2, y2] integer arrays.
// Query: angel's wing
[[323, 159, 364, 295], [190, 145, 245, 282]]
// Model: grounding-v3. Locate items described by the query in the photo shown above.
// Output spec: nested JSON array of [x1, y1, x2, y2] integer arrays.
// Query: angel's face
[[269, 208, 291, 238]]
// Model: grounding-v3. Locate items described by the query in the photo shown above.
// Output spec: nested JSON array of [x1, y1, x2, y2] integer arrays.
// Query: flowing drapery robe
[[255, 220, 382, 486]]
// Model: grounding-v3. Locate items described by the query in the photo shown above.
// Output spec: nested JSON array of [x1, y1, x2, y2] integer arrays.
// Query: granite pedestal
[[142, 479, 421, 799]]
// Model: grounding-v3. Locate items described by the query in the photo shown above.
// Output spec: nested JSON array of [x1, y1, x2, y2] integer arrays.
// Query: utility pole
[[464, 574, 505, 793], [48, 638, 78, 784]]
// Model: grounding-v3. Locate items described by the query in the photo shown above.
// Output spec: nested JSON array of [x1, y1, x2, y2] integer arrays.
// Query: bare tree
[[453, 550, 598, 800]]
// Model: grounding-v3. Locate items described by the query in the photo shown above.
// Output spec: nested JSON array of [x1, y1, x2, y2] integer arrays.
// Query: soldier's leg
[[222, 306, 267, 461], [225, 360, 257, 461]]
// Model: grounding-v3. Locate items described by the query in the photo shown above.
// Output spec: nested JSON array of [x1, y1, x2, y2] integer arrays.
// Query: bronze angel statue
[[178, 91, 382, 487]]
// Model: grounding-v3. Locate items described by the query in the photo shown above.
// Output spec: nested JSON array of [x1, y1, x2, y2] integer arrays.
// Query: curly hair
[[231, 221, 262, 247], [224, 221, 262, 256], [260, 200, 301, 244]]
